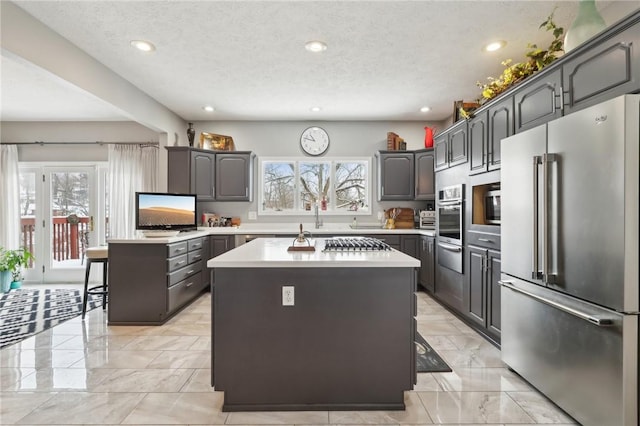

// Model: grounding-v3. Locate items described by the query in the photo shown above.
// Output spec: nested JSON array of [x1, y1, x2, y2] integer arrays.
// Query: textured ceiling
[[2, 0, 637, 122]]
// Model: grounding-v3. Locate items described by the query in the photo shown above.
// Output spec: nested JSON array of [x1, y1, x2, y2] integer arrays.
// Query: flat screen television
[[135, 192, 197, 232]]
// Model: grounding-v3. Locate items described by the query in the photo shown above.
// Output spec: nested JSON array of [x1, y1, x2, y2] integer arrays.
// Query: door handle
[[532, 155, 542, 280], [542, 153, 558, 284], [437, 242, 462, 252], [499, 280, 613, 326]]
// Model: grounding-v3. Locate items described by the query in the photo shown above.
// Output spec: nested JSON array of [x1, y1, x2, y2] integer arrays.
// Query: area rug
[[0, 289, 102, 349], [416, 332, 452, 373]]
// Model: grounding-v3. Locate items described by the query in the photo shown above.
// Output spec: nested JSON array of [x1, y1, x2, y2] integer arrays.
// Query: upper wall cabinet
[[414, 149, 435, 200], [376, 151, 415, 200], [168, 147, 216, 201], [434, 120, 468, 172], [514, 68, 563, 133], [563, 21, 640, 114], [486, 96, 513, 172], [215, 152, 254, 201], [167, 147, 254, 202], [468, 110, 488, 175]]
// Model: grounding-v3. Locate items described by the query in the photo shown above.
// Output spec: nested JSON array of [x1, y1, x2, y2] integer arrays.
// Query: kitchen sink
[[349, 224, 384, 229]]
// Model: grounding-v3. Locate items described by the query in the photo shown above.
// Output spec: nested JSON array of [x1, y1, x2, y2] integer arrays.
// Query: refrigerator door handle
[[499, 280, 614, 327], [532, 155, 542, 280], [542, 153, 558, 284]]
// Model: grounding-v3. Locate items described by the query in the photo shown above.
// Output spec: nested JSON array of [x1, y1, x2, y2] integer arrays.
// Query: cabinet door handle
[[245, 187, 248, 197]]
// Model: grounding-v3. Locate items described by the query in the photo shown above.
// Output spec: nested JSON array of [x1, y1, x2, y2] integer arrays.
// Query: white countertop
[[207, 237, 421, 268], [108, 223, 435, 244]]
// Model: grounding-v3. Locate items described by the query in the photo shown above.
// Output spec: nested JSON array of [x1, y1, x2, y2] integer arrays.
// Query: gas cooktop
[[323, 237, 392, 252]]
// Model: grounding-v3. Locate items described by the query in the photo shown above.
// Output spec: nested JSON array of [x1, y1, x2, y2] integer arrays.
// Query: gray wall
[[192, 120, 444, 225]]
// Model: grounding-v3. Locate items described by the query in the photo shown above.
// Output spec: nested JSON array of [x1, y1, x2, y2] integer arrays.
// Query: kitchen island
[[207, 237, 420, 411]]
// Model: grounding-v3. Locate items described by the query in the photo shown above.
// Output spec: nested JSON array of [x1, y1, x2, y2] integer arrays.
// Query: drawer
[[168, 272, 203, 313], [188, 238, 204, 251], [168, 260, 202, 286], [467, 231, 501, 249], [167, 242, 188, 257], [167, 254, 189, 272], [188, 249, 204, 264]]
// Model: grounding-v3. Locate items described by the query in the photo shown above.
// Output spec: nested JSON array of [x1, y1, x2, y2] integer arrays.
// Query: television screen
[[135, 192, 197, 231]]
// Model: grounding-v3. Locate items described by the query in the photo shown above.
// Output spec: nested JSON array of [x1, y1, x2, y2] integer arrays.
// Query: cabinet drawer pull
[[175, 260, 186, 266], [185, 282, 194, 288], [186, 269, 195, 275], [175, 248, 185, 252], [478, 238, 493, 243]]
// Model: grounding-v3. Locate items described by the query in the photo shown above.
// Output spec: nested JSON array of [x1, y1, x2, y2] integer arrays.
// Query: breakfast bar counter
[[208, 237, 420, 412]]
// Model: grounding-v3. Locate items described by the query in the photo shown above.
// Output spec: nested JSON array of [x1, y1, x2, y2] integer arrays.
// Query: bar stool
[[82, 246, 108, 319]]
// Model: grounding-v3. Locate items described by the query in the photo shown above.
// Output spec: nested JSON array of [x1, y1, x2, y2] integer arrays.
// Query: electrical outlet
[[282, 285, 295, 306], [377, 211, 383, 220], [248, 211, 257, 220]]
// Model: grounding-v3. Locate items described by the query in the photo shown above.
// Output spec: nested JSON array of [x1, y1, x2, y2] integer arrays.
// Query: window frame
[[258, 157, 371, 216]]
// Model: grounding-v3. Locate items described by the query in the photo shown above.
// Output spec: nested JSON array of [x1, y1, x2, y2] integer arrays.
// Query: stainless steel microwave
[[484, 190, 501, 225]]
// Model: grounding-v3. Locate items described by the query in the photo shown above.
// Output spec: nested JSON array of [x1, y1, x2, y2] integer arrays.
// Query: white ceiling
[[2, 0, 637, 122]]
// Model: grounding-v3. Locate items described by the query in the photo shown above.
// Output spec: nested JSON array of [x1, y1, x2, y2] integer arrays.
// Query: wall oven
[[437, 184, 464, 273], [437, 184, 463, 245]]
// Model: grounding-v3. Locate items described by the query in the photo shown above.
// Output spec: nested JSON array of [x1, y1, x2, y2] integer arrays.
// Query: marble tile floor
[[0, 289, 578, 425]]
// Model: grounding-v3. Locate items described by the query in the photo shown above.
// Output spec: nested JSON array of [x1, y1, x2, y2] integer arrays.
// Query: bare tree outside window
[[335, 161, 368, 211], [299, 162, 330, 209], [51, 172, 89, 216], [262, 162, 295, 211]]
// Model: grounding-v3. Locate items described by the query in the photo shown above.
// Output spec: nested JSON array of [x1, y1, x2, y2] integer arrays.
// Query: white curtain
[[108, 144, 158, 239], [0, 145, 21, 249]]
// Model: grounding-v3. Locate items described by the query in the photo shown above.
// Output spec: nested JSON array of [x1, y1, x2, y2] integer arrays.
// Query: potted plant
[[0, 247, 34, 292]]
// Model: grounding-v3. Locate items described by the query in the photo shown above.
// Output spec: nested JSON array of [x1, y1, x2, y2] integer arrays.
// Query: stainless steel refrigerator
[[500, 94, 638, 426]]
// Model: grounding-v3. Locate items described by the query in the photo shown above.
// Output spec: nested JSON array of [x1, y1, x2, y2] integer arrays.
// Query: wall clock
[[300, 126, 330, 156]]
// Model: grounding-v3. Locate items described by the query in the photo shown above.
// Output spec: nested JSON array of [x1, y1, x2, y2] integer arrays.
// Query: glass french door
[[19, 164, 108, 283]]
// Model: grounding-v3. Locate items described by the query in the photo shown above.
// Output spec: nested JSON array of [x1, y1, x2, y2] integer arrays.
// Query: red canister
[[424, 126, 434, 148]]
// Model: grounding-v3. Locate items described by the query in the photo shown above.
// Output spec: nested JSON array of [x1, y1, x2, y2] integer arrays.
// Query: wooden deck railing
[[20, 216, 90, 263]]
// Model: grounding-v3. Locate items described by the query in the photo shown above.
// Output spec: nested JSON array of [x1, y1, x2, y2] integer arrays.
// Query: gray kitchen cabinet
[[210, 235, 235, 258], [108, 236, 208, 325], [376, 151, 415, 200], [419, 236, 435, 292], [468, 110, 488, 175], [414, 149, 435, 200], [167, 147, 216, 201], [486, 96, 512, 172], [400, 235, 419, 259], [563, 20, 640, 114], [514, 68, 563, 133], [434, 120, 467, 172], [167, 147, 254, 202], [465, 240, 501, 342], [215, 152, 254, 201]]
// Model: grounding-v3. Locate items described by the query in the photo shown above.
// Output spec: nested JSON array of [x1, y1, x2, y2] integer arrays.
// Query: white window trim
[[258, 157, 371, 216]]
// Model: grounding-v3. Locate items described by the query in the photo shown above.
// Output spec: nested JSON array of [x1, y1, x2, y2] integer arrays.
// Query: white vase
[[564, 0, 606, 52]]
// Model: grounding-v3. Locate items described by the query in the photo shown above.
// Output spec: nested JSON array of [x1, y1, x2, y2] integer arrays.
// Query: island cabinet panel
[[109, 236, 208, 325], [514, 68, 563, 133], [400, 235, 419, 259], [563, 22, 640, 115], [212, 267, 416, 411]]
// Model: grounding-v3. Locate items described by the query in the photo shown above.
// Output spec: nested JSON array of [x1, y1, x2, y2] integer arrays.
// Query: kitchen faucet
[[314, 203, 323, 229]]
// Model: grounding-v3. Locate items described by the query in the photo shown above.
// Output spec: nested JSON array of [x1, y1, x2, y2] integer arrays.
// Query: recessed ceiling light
[[310, 106, 322, 112], [484, 40, 506, 52], [420, 106, 431, 113], [130, 40, 156, 52], [305, 40, 327, 53], [203, 105, 215, 112]]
